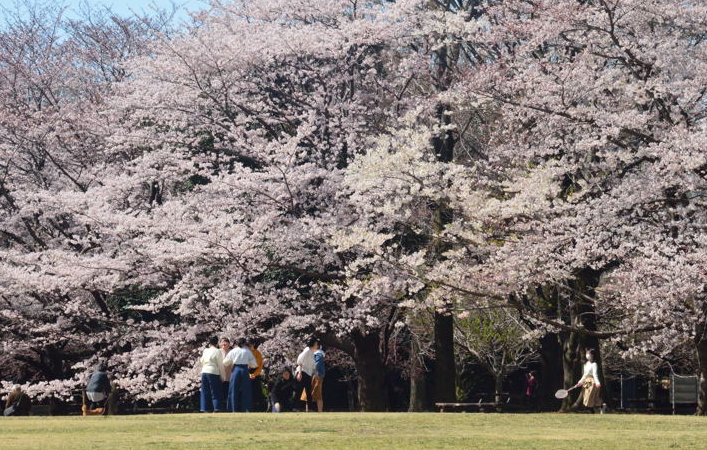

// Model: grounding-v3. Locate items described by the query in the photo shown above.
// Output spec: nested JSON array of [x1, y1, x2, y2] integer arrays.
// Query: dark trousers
[[200, 373, 224, 412], [296, 372, 313, 411], [222, 380, 230, 402], [228, 365, 252, 412], [251, 376, 266, 411]]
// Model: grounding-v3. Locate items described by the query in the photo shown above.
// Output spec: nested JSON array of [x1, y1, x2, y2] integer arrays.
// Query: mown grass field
[[2, 412, 706, 450]]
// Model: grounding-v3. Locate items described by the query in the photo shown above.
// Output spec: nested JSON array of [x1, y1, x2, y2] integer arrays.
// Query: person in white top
[[574, 348, 602, 411], [200, 336, 227, 412], [220, 337, 233, 400], [223, 338, 258, 412], [295, 337, 319, 412]]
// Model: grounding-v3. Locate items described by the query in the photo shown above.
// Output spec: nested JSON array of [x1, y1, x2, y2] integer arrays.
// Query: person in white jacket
[[200, 336, 227, 412], [575, 348, 602, 411]]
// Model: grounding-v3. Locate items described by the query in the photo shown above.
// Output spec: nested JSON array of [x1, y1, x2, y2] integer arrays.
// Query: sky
[[0, 0, 210, 23]]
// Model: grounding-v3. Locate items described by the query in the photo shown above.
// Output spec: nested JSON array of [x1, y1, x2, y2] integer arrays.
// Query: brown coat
[[5, 391, 31, 416]]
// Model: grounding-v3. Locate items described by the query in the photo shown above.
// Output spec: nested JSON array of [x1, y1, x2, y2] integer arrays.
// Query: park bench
[[436, 395, 512, 413]]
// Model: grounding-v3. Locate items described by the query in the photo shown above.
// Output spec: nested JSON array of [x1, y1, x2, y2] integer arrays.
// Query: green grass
[[2, 413, 706, 450]]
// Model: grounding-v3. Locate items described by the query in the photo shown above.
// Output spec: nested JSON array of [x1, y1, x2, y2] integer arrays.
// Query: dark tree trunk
[[565, 268, 605, 411], [408, 336, 430, 412], [560, 329, 582, 412], [433, 312, 457, 403], [352, 331, 388, 412], [494, 370, 504, 404], [695, 324, 707, 416], [538, 332, 563, 410]]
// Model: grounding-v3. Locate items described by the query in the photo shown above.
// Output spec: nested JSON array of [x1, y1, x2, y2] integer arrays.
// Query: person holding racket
[[554, 348, 603, 412], [575, 348, 602, 412]]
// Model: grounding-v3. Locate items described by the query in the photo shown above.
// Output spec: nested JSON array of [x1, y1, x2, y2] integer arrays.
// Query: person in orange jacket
[[248, 339, 266, 411]]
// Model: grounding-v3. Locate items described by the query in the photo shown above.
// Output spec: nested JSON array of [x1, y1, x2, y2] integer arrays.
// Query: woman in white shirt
[[575, 348, 602, 411], [200, 336, 227, 412]]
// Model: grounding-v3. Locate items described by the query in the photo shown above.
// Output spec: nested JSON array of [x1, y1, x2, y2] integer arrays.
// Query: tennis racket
[[554, 385, 579, 399]]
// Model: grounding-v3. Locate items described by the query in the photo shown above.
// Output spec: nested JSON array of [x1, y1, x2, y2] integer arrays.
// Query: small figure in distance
[[295, 337, 319, 412], [247, 338, 266, 412], [271, 368, 296, 413], [3, 385, 31, 416], [574, 348, 602, 413], [86, 363, 112, 411], [220, 337, 232, 402], [200, 336, 227, 413], [223, 337, 257, 412], [312, 344, 325, 412], [524, 370, 539, 412]]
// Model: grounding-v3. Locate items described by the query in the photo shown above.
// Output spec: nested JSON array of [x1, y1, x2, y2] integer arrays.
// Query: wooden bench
[[436, 400, 507, 413]]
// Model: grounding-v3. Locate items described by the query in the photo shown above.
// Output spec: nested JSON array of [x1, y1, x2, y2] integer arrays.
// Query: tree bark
[[408, 335, 430, 411], [352, 331, 389, 412], [433, 312, 457, 403], [494, 370, 504, 404], [565, 268, 605, 411], [695, 325, 707, 415], [538, 332, 563, 410]]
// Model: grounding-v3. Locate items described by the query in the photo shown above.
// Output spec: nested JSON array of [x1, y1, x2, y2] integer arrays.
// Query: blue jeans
[[227, 365, 252, 412], [200, 372, 224, 412]]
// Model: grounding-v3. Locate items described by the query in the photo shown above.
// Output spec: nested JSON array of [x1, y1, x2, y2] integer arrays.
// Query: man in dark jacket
[[4, 385, 31, 416], [86, 363, 112, 409]]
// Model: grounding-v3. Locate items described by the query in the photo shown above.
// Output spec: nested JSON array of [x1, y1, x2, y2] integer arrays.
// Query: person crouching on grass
[[200, 336, 227, 413], [574, 348, 602, 413], [271, 368, 296, 412], [224, 338, 257, 412]]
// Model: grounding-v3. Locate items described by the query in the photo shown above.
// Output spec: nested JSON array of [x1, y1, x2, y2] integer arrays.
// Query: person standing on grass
[[295, 337, 318, 412], [200, 336, 227, 413], [224, 338, 258, 412], [86, 363, 112, 410], [575, 348, 602, 413], [271, 368, 296, 412], [524, 371, 538, 412], [312, 344, 325, 412], [248, 339, 266, 411], [220, 337, 233, 401]]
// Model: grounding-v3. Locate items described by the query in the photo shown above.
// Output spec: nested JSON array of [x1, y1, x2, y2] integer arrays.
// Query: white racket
[[555, 385, 579, 399]]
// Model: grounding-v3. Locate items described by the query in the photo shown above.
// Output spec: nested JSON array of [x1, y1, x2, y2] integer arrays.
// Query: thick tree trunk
[[560, 330, 581, 412], [539, 332, 563, 410], [352, 332, 388, 412], [408, 336, 430, 412], [695, 328, 707, 415], [433, 312, 456, 403]]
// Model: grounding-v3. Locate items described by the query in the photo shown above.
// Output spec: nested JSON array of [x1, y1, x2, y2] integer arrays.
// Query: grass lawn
[[2, 412, 706, 450]]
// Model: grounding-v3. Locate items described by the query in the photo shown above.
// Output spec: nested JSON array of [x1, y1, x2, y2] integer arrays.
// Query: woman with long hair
[[575, 348, 602, 412]]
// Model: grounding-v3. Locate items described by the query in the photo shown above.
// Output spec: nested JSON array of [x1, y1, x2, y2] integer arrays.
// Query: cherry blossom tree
[[0, 0, 177, 401], [346, 0, 707, 413]]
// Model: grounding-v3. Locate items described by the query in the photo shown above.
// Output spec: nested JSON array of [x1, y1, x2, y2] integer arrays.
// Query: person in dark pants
[[295, 337, 319, 412], [270, 369, 296, 412], [199, 336, 226, 412], [224, 338, 257, 412], [4, 385, 31, 416], [86, 363, 112, 409], [248, 339, 266, 411]]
